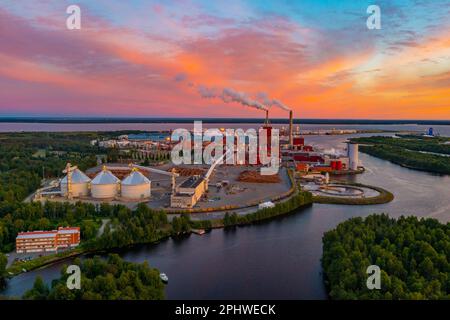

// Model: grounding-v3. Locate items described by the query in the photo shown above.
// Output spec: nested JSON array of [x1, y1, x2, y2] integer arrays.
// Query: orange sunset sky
[[0, 0, 449, 119]]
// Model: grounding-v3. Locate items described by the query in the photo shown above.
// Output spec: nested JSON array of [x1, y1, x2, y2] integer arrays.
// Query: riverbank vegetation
[[0, 253, 6, 289], [322, 214, 450, 299], [23, 254, 164, 300], [188, 188, 313, 230], [350, 136, 450, 174], [312, 182, 394, 205], [85, 204, 171, 250], [234, 189, 312, 225], [5, 189, 313, 276]]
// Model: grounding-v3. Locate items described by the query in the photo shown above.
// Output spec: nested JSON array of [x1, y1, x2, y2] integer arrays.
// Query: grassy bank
[[190, 188, 313, 229], [312, 182, 394, 205], [7, 248, 85, 276]]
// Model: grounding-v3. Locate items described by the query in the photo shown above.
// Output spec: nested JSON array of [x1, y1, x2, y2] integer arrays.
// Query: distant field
[[350, 135, 450, 175]]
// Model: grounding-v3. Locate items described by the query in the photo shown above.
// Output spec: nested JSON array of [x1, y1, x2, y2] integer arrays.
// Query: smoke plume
[[198, 85, 267, 111], [257, 92, 290, 111]]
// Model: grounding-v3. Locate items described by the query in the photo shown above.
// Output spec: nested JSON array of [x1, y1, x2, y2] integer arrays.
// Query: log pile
[[237, 170, 281, 183]]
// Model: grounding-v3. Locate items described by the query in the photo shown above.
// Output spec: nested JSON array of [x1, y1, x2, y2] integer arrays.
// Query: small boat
[[160, 273, 168, 283], [192, 229, 206, 235]]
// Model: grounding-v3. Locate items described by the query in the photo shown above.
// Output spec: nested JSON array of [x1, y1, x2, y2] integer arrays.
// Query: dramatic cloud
[[0, 1, 449, 119]]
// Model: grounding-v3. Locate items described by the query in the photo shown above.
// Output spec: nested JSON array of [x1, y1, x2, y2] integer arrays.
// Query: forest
[[322, 214, 450, 299], [23, 254, 165, 300], [86, 203, 172, 250], [350, 136, 450, 174], [0, 132, 100, 203]]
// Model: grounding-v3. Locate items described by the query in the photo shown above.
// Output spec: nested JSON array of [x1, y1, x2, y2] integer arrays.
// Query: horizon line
[[0, 116, 449, 125]]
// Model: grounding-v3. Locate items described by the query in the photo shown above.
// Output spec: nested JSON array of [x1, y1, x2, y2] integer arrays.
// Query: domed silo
[[91, 167, 120, 199], [60, 169, 91, 198], [121, 169, 151, 200]]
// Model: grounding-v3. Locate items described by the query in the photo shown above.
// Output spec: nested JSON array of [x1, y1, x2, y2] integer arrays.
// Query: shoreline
[[4, 186, 313, 284], [312, 181, 394, 205]]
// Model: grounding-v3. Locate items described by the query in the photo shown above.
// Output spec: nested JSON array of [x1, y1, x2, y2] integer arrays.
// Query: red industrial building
[[16, 227, 80, 253], [330, 160, 343, 170], [293, 137, 304, 146], [292, 153, 324, 163]]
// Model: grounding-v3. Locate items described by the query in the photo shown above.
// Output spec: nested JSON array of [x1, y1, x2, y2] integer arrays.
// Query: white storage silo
[[91, 167, 120, 199], [61, 169, 91, 198], [121, 170, 151, 200], [347, 143, 359, 170]]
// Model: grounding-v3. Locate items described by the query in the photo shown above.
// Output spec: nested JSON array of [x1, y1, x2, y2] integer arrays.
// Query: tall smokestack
[[265, 109, 269, 125], [289, 110, 293, 147]]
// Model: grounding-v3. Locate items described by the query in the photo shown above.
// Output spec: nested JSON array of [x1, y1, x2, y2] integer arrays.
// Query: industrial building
[[16, 227, 80, 253], [170, 176, 207, 208], [170, 149, 230, 208], [121, 169, 151, 200], [282, 131, 360, 174]]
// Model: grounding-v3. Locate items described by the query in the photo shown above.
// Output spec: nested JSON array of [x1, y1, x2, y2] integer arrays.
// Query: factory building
[[121, 169, 151, 200], [60, 169, 91, 198], [16, 227, 80, 253], [170, 176, 207, 208], [330, 160, 343, 171], [91, 167, 120, 199]]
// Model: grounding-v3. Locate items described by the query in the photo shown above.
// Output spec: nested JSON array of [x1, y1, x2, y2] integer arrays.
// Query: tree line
[[322, 214, 450, 299], [23, 254, 164, 300], [0, 201, 108, 252], [351, 136, 450, 174]]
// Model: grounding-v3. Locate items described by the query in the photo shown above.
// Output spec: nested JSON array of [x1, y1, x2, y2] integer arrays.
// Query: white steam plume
[[257, 92, 290, 111], [198, 85, 267, 111], [222, 88, 267, 111]]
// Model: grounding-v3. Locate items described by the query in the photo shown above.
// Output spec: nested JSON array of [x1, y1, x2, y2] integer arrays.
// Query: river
[[1, 128, 450, 299], [1, 122, 450, 137]]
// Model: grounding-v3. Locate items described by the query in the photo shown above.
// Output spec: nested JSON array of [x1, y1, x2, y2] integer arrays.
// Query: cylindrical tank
[[91, 168, 120, 199], [348, 143, 359, 170], [121, 170, 151, 200], [60, 169, 91, 197]]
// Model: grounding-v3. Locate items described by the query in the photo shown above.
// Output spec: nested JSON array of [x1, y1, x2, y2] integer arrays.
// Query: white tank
[[91, 168, 120, 199], [348, 143, 359, 170], [60, 169, 91, 197], [121, 170, 151, 200]]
